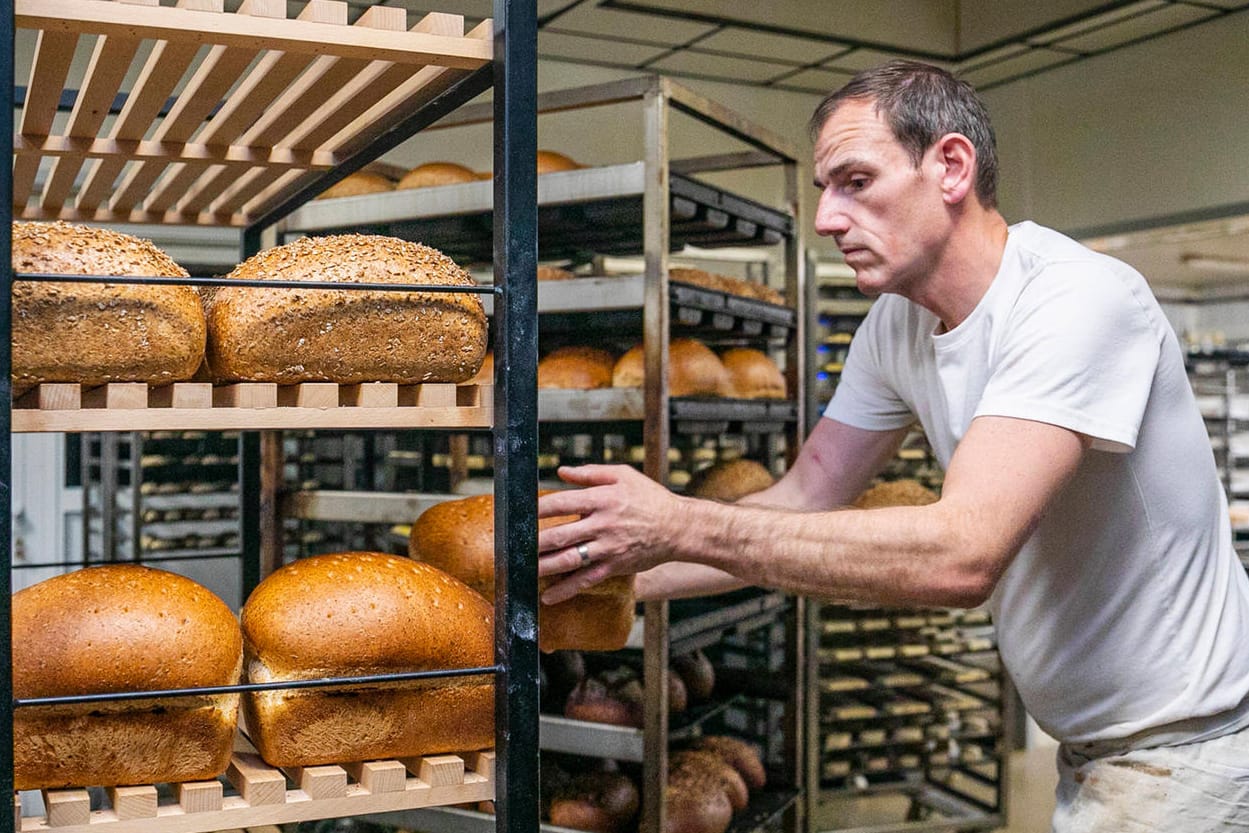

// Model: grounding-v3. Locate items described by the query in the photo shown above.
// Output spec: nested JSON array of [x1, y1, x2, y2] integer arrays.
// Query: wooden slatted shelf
[[12, 382, 492, 432], [19, 749, 494, 833], [12, 0, 492, 226]]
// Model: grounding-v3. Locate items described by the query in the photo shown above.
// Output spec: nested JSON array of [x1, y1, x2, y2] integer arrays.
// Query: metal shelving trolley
[[282, 77, 809, 833], [3, 3, 539, 833]]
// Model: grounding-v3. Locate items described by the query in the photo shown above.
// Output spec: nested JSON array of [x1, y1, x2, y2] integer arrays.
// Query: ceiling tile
[[542, 2, 719, 46], [823, 48, 957, 72], [957, 43, 1031, 74], [771, 66, 857, 94], [958, 46, 1076, 87], [538, 29, 670, 66], [693, 27, 852, 65], [1174, 0, 1249, 8], [647, 50, 802, 84], [1024, 0, 1167, 45], [1051, 3, 1219, 53]]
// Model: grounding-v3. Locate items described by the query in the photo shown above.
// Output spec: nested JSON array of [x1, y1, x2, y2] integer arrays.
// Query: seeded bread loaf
[[12, 565, 241, 790], [10, 221, 205, 395], [206, 234, 486, 384], [240, 551, 494, 767]]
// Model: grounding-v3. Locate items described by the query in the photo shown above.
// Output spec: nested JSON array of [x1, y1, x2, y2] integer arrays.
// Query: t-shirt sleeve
[[823, 301, 917, 431], [975, 263, 1162, 453]]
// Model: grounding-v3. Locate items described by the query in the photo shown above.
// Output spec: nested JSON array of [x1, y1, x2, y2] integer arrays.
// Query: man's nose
[[814, 190, 850, 237]]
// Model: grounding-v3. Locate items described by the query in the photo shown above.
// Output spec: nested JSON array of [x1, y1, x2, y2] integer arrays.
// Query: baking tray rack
[[536, 390, 796, 435], [280, 163, 794, 264]]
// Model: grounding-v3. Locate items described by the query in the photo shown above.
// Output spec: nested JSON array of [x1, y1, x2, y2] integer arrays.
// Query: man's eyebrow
[[814, 156, 871, 188]]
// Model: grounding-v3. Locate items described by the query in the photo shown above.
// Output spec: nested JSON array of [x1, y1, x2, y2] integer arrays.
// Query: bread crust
[[11, 221, 205, 393], [538, 346, 616, 390], [611, 338, 730, 398], [721, 347, 786, 399], [12, 565, 241, 789], [536, 150, 583, 173], [688, 458, 775, 502], [240, 551, 494, 767], [853, 479, 939, 508], [316, 171, 395, 199], [206, 234, 486, 384], [408, 494, 635, 652], [397, 162, 477, 189]]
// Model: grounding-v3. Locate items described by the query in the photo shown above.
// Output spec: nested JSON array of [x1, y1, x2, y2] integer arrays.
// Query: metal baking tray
[[281, 163, 793, 264]]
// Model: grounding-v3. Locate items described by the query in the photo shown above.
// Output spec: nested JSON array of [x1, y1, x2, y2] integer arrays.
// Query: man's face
[[812, 98, 948, 297]]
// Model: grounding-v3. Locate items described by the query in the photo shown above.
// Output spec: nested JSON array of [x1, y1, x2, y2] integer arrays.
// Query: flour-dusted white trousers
[[1052, 724, 1249, 832]]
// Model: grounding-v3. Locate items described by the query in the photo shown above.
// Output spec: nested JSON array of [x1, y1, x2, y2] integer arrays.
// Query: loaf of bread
[[687, 458, 775, 502], [668, 267, 785, 305], [548, 771, 640, 833], [206, 234, 486, 384], [537, 265, 576, 281], [671, 749, 748, 811], [12, 565, 241, 790], [468, 350, 494, 385], [693, 735, 767, 790], [563, 666, 688, 727], [672, 648, 716, 703], [611, 338, 730, 398], [11, 221, 206, 394], [397, 161, 478, 189], [408, 494, 635, 652], [536, 150, 583, 173], [721, 347, 786, 399], [853, 479, 939, 509], [316, 171, 395, 199], [240, 551, 494, 767], [539, 346, 616, 390], [665, 752, 736, 833]]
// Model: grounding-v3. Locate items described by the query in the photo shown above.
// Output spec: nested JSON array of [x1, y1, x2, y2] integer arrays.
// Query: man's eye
[[846, 177, 869, 192]]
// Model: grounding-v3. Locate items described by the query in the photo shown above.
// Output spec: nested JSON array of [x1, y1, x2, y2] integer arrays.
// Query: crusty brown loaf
[[316, 171, 395, 199], [408, 494, 636, 652], [12, 565, 241, 790], [548, 771, 640, 833], [671, 749, 748, 811], [852, 479, 939, 509], [672, 649, 716, 703], [206, 234, 486, 384], [468, 350, 494, 385], [11, 222, 206, 394], [721, 347, 786, 399], [665, 753, 735, 833], [536, 150, 583, 173], [688, 458, 775, 502], [539, 346, 616, 390], [397, 161, 478, 189], [611, 338, 730, 398], [693, 735, 767, 790], [240, 551, 494, 767]]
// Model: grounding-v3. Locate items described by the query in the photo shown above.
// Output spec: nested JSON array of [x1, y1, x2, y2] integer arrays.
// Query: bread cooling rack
[[19, 747, 494, 833], [12, 0, 491, 227]]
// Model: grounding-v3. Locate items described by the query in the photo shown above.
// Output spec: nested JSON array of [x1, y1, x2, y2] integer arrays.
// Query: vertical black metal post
[[492, 2, 539, 833], [238, 226, 265, 600], [1, 0, 16, 824]]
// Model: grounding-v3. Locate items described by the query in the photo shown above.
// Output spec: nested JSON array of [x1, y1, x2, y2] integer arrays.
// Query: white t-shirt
[[825, 221, 1249, 744]]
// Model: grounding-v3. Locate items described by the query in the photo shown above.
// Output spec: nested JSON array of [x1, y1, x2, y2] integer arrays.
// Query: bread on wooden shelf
[[721, 347, 786, 399], [315, 170, 395, 199], [206, 234, 487, 384], [397, 161, 478, 189], [611, 338, 731, 398], [408, 494, 635, 652], [239, 551, 494, 767], [10, 221, 206, 395], [12, 564, 241, 790], [538, 346, 617, 390]]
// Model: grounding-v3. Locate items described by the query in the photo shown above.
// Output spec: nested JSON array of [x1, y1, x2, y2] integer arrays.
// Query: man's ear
[[931, 132, 977, 205]]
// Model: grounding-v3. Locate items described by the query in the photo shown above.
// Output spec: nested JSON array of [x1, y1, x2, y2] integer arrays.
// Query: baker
[[537, 59, 1249, 830]]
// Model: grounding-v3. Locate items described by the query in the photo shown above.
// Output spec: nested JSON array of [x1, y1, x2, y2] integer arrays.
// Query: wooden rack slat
[[13, 0, 493, 226], [20, 750, 494, 833], [12, 382, 493, 433]]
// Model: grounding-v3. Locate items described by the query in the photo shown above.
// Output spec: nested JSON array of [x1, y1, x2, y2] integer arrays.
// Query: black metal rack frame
[[0, 4, 540, 833]]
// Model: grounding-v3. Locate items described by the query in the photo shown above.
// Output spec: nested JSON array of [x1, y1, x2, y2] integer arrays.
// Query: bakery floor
[[812, 740, 1059, 833]]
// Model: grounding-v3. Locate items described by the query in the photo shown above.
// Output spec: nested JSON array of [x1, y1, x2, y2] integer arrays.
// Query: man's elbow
[[932, 539, 1010, 609]]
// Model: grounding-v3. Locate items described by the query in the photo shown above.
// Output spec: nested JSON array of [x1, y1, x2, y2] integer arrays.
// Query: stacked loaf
[[409, 494, 635, 652], [10, 222, 206, 395], [687, 458, 776, 502], [12, 565, 241, 790], [240, 551, 494, 767], [610, 339, 786, 400]]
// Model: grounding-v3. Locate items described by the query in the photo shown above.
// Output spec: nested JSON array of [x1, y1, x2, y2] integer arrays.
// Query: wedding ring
[[576, 542, 591, 567]]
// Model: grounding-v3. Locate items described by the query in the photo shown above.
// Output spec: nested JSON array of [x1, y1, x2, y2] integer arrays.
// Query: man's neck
[[911, 209, 1010, 332]]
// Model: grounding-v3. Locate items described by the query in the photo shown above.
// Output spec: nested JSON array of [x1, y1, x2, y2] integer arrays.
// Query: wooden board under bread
[[12, 382, 492, 432], [20, 749, 494, 833]]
